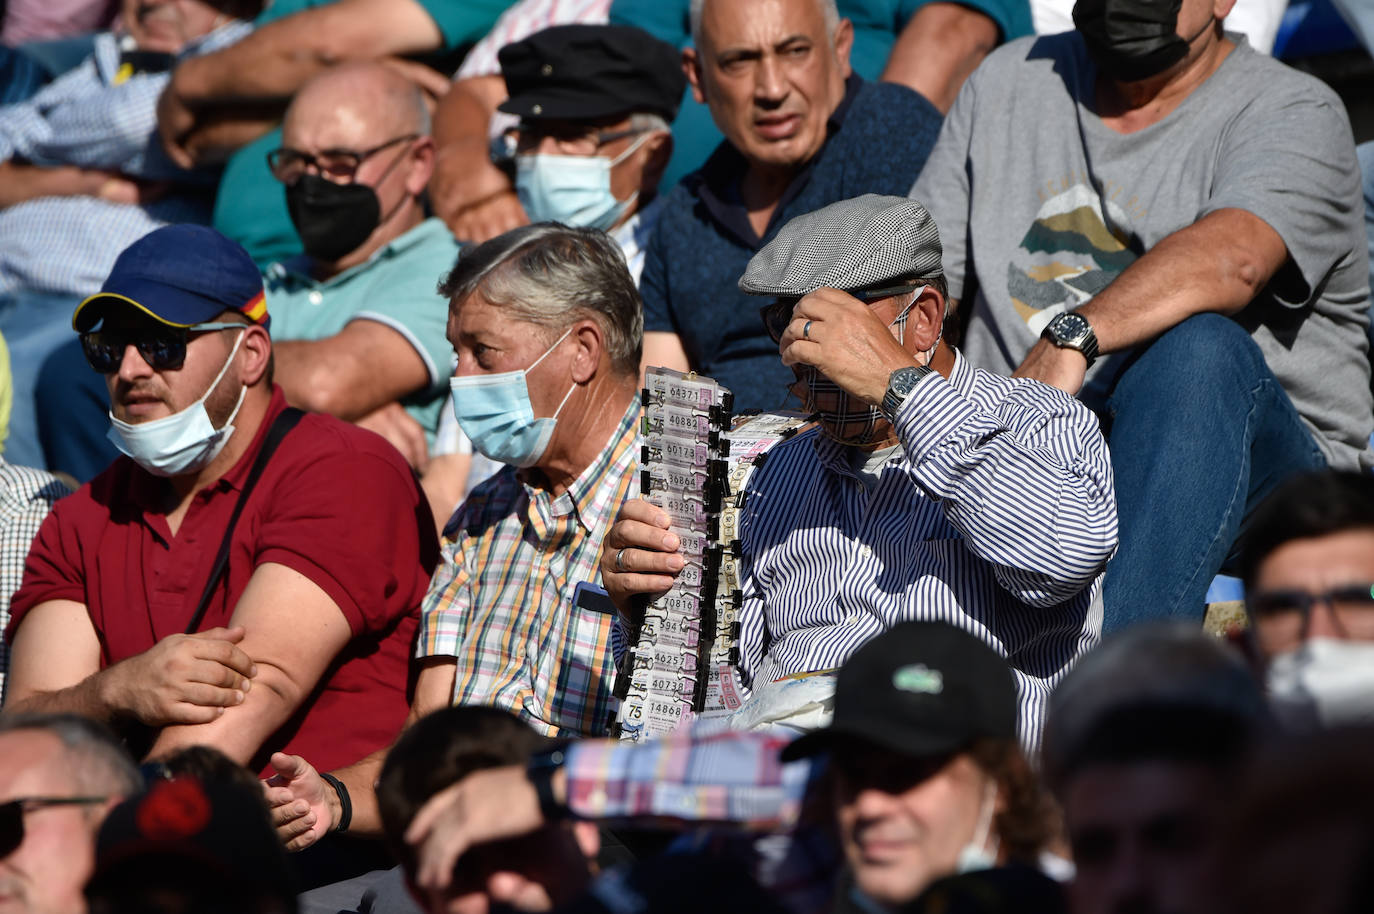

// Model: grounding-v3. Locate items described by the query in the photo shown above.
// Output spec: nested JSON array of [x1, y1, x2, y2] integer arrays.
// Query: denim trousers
[[1098, 313, 1327, 632]]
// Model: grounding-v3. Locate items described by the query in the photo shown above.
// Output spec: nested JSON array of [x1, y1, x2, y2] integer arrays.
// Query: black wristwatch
[[526, 747, 570, 821], [880, 365, 934, 422], [1042, 311, 1099, 367]]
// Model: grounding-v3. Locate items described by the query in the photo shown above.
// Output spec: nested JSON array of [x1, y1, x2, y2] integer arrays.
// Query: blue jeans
[[1099, 313, 1327, 632], [0, 289, 82, 469]]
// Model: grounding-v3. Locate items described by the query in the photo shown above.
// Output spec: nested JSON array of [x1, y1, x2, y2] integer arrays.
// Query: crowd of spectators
[[0, 0, 1372, 912]]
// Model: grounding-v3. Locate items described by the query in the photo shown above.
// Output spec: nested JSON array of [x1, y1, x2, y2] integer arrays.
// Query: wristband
[[319, 772, 352, 833], [526, 748, 569, 822]]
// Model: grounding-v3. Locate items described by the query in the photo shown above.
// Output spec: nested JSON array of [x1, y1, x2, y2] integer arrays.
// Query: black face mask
[[284, 174, 381, 262], [1073, 0, 1202, 82]]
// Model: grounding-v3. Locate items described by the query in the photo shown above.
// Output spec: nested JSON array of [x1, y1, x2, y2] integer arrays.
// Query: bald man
[[263, 62, 460, 465]]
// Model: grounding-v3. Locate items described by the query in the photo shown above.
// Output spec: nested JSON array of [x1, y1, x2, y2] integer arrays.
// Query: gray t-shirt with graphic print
[[912, 32, 1373, 470]]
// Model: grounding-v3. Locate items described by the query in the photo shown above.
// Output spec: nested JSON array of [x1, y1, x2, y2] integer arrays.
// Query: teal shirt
[[215, 0, 512, 266], [609, 0, 1031, 190], [264, 218, 460, 442]]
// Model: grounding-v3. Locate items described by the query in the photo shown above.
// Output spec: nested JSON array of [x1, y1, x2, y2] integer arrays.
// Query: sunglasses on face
[[0, 796, 108, 857], [79, 322, 244, 374], [759, 282, 925, 344]]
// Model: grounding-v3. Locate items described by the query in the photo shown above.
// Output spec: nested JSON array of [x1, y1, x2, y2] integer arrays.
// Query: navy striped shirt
[[738, 351, 1117, 747]]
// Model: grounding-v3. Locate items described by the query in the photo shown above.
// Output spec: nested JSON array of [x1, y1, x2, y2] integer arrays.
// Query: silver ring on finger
[[803, 320, 812, 341], [614, 547, 627, 572]]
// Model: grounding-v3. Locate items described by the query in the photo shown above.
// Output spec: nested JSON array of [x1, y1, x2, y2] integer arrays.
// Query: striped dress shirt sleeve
[[736, 352, 1115, 748]]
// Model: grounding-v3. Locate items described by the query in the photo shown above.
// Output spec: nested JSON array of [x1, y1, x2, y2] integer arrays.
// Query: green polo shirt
[[264, 218, 460, 443]]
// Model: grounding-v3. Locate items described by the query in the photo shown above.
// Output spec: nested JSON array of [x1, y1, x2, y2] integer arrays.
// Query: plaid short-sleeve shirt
[[417, 398, 640, 736]]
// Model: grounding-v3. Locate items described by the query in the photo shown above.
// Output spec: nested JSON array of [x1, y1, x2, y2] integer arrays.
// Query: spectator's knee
[[1122, 313, 1265, 394]]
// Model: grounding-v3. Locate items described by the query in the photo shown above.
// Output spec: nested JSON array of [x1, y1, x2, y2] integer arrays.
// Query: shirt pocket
[[544, 598, 619, 737]]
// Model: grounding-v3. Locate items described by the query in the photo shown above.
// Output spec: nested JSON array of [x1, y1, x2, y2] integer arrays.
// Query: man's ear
[[406, 136, 437, 195], [683, 47, 707, 105], [570, 319, 605, 384], [239, 325, 272, 387], [639, 132, 673, 195], [571, 820, 601, 862], [832, 17, 855, 79], [906, 286, 945, 354]]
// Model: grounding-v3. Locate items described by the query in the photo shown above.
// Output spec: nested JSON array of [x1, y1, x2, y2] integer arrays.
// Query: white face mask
[[106, 330, 248, 477], [514, 133, 650, 231], [1266, 637, 1374, 730]]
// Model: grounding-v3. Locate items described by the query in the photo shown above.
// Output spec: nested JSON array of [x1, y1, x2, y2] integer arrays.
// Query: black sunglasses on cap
[[759, 282, 925, 344], [0, 795, 108, 857], [79, 322, 244, 374]]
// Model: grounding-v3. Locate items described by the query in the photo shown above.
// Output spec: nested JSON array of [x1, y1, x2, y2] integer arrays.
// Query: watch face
[[891, 367, 923, 395], [1055, 312, 1089, 341]]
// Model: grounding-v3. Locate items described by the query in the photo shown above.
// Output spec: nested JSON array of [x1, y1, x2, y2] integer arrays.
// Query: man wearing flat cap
[[4, 226, 438, 807], [602, 194, 1116, 745], [426, 23, 683, 278]]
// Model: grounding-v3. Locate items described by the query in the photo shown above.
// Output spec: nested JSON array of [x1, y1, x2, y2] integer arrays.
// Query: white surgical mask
[[107, 330, 247, 477], [448, 328, 576, 468], [515, 133, 650, 231], [1266, 637, 1374, 730], [955, 780, 1001, 874]]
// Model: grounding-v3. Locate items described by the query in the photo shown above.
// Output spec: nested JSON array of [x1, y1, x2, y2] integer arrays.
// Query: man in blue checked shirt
[[0, 0, 259, 472], [601, 194, 1117, 750]]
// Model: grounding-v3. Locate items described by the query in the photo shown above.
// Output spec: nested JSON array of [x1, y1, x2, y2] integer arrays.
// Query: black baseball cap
[[498, 24, 686, 123], [782, 621, 1018, 762]]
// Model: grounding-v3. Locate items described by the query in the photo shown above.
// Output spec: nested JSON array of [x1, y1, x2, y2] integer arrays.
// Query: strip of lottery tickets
[[613, 366, 810, 742]]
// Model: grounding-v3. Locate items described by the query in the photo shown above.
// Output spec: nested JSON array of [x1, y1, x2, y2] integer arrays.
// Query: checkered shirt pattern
[[0, 460, 71, 705], [0, 21, 252, 296], [738, 194, 944, 297], [565, 727, 807, 828], [417, 398, 640, 737]]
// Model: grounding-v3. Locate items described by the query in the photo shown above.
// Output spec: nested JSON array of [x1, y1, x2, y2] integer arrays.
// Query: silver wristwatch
[[881, 365, 934, 422], [1042, 311, 1099, 367]]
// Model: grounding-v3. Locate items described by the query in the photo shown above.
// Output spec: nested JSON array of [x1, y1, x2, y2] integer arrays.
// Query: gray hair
[[690, 0, 840, 49], [438, 224, 644, 376], [0, 713, 142, 798]]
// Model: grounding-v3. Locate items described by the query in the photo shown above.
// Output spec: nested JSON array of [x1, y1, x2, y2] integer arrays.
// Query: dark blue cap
[[73, 224, 270, 332]]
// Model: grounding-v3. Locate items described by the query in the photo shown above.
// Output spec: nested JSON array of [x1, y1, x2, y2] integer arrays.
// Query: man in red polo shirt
[[3, 224, 439, 781]]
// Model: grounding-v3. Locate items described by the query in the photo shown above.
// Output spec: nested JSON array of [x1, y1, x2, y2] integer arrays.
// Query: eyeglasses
[[0, 796, 108, 857], [1248, 583, 1374, 647], [80, 322, 244, 374], [513, 124, 646, 157], [759, 282, 925, 344], [266, 134, 418, 184]]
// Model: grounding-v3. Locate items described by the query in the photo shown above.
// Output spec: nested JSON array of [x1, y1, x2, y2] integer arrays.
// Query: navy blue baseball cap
[[73, 225, 270, 333]]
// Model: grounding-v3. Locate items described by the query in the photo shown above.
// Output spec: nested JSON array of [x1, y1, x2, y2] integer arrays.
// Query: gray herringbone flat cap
[[739, 194, 944, 297]]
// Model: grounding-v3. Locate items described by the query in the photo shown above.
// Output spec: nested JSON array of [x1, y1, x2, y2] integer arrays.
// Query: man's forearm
[[326, 750, 387, 837], [4, 670, 120, 721], [0, 161, 105, 208], [1076, 208, 1288, 353], [880, 2, 999, 113]]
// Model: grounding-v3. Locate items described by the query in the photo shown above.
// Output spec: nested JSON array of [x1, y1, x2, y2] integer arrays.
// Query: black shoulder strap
[[184, 408, 306, 634]]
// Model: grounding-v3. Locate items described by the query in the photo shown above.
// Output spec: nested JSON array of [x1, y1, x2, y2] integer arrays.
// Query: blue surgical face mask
[[107, 330, 248, 477], [449, 328, 576, 468], [514, 134, 649, 231]]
